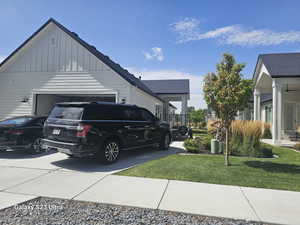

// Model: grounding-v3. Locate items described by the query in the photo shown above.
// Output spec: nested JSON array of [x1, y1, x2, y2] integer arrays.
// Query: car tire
[[97, 139, 120, 164], [30, 138, 44, 154], [159, 133, 171, 150]]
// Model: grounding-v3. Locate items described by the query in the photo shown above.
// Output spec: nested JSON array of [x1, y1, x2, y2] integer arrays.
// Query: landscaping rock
[[0, 197, 269, 225]]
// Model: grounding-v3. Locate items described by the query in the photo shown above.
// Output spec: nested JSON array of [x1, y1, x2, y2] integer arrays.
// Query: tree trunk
[[224, 126, 230, 166]]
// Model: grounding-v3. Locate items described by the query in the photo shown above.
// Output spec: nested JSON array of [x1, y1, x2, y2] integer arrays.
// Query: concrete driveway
[[0, 142, 183, 209], [1, 141, 299, 225]]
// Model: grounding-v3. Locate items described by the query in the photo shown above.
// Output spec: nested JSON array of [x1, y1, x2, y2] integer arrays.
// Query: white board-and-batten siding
[[0, 22, 162, 119]]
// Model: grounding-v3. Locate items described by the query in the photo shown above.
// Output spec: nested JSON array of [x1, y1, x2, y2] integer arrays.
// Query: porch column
[[272, 79, 282, 145], [181, 95, 188, 125], [254, 89, 261, 120], [163, 100, 169, 122]]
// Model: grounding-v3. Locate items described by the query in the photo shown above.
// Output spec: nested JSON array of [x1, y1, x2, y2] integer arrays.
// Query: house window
[[265, 105, 272, 123], [155, 104, 162, 119]]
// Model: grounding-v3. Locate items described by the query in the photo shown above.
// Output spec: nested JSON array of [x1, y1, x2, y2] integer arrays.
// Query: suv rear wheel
[[159, 133, 170, 150], [98, 139, 120, 164], [30, 138, 44, 154]]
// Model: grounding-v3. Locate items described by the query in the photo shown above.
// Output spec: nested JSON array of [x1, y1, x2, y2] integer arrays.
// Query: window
[[155, 104, 162, 119], [265, 105, 272, 123], [32, 118, 46, 126], [140, 109, 155, 122], [49, 106, 84, 120], [0, 117, 33, 126], [83, 106, 123, 120], [123, 108, 141, 121]]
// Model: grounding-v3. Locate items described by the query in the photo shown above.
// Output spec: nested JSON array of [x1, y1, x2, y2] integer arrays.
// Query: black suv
[[42, 102, 171, 163]]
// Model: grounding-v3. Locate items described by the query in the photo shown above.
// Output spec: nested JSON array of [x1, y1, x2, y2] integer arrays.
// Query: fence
[[165, 113, 189, 128]]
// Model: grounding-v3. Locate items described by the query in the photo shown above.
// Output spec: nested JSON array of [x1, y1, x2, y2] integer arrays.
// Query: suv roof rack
[[56, 101, 138, 107]]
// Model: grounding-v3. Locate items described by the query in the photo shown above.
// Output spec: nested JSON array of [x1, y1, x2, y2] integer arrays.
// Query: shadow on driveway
[[51, 146, 184, 173]]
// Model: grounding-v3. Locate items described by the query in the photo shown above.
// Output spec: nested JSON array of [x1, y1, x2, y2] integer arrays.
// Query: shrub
[[207, 120, 216, 134], [294, 142, 300, 150], [231, 120, 272, 157], [202, 134, 213, 150], [199, 121, 207, 129], [259, 144, 274, 158], [262, 123, 272, 139], [183, 138, 203, 153], [192, 128, 207, 134]]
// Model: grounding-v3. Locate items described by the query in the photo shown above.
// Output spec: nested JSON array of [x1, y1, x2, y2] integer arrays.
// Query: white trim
[[31, 91, 118, 115]]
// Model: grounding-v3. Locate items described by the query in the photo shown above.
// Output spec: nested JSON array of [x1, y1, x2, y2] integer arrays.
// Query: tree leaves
[[204, 53, 253, 124]]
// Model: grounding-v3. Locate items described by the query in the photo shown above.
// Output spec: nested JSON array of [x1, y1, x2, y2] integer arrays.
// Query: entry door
[[285, 103, 296, 130]]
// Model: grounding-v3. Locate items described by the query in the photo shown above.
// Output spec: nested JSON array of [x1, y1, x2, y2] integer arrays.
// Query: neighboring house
[[142, 79, 190, 124], [253, 52, 300, 144], [0, 18, 189, 124], [237, 93, 272, 121]]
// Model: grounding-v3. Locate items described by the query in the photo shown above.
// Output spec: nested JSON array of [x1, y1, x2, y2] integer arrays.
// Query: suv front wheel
[[98, 140, 120, 164], [159, 133, 170, 150]]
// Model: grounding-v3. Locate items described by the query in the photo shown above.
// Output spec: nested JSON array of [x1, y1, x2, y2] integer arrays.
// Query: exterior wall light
[[21, 96, 29, 103]]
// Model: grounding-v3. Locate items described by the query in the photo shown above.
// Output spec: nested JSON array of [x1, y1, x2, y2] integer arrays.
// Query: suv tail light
[[76, 124, 92, 137], [9, 130, 24, 135]]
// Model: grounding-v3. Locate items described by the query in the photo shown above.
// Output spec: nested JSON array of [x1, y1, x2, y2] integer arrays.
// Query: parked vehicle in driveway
[[42, 102, 171, 163], [0, 116, 47, 153]]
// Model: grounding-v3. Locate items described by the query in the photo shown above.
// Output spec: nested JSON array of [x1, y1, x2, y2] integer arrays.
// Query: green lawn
[[117, 145, 300, 192]]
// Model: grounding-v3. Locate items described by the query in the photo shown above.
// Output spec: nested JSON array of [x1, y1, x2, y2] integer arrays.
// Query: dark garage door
[[34, 94, 116, 116]]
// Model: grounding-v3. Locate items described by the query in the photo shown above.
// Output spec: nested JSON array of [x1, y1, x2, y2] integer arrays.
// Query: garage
[[0, 18, 165, 120], [33, 94, 116, 116]]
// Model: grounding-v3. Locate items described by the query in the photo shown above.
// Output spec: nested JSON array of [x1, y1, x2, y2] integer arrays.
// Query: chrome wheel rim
[[165, 135, 170, 149], [105, 142, 119, 162], [33, 139, 41, 152]]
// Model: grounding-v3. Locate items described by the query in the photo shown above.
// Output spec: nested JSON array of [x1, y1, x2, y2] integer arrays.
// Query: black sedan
[[0, 116, 47, 154]]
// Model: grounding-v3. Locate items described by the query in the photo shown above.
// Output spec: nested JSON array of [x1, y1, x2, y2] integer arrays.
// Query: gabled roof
[[0, 18, 163, 102], [142, 79, 190, 94], [255, 53, 300, 78]]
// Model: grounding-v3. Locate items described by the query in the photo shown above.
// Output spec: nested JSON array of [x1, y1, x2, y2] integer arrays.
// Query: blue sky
[[1, 0, 300, 109]]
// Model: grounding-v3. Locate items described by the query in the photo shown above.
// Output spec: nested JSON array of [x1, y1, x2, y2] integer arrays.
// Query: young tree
[[203, 53, 253, 166]]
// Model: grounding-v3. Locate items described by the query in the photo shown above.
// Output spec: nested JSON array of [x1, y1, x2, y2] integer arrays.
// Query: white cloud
[[127, 67, 206, 111], [143, 47, 164, 61], [172, 17, 200, 32], [171, 18, 300, 46]]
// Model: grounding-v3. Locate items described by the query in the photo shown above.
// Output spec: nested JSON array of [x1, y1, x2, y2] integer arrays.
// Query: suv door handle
[[145, 125, 150, 128], [124, 125, 131, 129]]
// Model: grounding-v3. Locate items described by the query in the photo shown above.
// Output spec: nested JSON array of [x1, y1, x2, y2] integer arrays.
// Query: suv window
[[83, 106, 128, 120], [49, 106, 83, 120], [140, 109, 155, 122], [123, 107, 141, 121], [32, 118, 46, 126], [0, 117, 33, 125]]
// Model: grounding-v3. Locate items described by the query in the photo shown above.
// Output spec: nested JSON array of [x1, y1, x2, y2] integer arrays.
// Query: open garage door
[[34, 94, 116, 116]]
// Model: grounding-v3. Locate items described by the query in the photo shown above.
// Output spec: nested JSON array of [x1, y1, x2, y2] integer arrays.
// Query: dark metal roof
[[0, 18, 163, 103], [258, 53, 300, 78], [249, 93, 272, 104], [261, 93, 272, 103], [142, 79, 190, 94]]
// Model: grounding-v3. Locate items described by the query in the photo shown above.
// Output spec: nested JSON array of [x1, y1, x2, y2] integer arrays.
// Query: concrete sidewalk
[[0, 141, 299, 225], [1, 173, 300, 225]]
